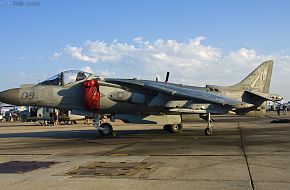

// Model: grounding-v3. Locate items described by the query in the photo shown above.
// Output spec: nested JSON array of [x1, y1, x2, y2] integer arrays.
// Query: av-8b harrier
[[0, 60, 282, 136]]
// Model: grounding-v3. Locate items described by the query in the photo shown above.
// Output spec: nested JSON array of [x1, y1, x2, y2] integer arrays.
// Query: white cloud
[[64, 36, 220, 77], [228, 48, 257, 62], [51, 52, 62, 60], [62, 37, 290, 99], [81, 66, 93, 74], [65, 46, 98, 63], [99, 70, 116, 77], [65, 40, 136, 63], [133, 36, 143, 43], [79, 66, 116, 77]]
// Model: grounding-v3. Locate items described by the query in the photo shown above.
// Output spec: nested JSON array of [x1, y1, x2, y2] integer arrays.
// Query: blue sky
[[0, 0, 290, 99]]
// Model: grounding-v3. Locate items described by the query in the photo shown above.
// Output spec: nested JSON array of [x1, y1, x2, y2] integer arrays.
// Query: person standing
[[283, 104, 288, 115], [276, 104, 280, 116], [54, 109, 59, 126], [49, 111, 54, 124], [84, 118, 90, 125], [8, 112, 12, 122]]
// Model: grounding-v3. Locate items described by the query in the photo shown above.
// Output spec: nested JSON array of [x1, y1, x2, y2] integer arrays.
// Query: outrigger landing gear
[[204, 113, 213, 136], [163, 123, 183, 133], [93, 114, 114, 136]]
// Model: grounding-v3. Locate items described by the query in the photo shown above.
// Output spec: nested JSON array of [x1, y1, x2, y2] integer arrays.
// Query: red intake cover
[[83, 80, 100, 111]]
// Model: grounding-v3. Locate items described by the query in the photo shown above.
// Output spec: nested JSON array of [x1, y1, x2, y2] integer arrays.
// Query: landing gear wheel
[[99, 123, 113, 136], [168, 123, 183, 133], [203, 113, 214, 136], [204, 128, 213, 136], [163, 125, 170, 132]]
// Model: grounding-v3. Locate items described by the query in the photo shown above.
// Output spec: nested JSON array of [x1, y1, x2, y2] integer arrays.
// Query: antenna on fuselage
[[165, 72, 170, 82], [156, 76, 159, 82]]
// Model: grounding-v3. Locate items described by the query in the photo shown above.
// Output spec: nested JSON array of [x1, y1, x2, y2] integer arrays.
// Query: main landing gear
[[163, 123, 183, 133], [204, 113, 213, 136], [93, 114, 114, 136]]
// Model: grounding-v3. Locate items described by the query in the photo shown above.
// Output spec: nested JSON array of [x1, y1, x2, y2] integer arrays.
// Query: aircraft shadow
[[0, 125, 289, 146], [0, 129, 171, 140]]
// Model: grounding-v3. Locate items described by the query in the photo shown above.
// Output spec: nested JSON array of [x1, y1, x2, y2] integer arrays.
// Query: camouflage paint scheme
[[0, 60, 282, 135]]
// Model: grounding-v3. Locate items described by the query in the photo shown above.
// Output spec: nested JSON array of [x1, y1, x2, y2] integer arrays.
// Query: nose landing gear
[[93, 114, 114, 137], [99, 123, 113, 136]]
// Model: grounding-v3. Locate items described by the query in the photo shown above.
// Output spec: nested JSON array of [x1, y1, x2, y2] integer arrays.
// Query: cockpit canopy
[[40, 70, 93, 86]]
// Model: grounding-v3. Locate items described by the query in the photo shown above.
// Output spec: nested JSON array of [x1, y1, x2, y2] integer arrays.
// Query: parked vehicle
[[4, 109, 19, 122], [20, 107, 85, 125]]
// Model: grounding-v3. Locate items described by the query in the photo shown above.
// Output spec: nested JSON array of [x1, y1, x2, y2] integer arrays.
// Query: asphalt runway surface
[[0, 112, 289, 190]]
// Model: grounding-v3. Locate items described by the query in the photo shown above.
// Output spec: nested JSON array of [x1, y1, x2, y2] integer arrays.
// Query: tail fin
[[232, 60, 273, 93]]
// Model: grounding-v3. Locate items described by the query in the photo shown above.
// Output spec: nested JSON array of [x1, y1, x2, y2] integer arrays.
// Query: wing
[[105, 79, 254, 109]]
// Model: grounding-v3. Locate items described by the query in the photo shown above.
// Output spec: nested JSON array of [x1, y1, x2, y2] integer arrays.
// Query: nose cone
[[0, 88, 21, 105]]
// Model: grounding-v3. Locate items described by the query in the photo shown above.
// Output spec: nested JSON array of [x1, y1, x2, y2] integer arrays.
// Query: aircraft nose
[[0, 88, 21, 105]]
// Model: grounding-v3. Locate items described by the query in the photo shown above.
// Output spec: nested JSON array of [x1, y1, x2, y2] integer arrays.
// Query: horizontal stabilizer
[[245, 90, 283, 102]]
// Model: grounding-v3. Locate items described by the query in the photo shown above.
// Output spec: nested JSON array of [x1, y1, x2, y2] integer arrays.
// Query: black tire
[[168, 123, 183, 133], [204, 128, 212, 136], [163, 125, 170, 132], [99, 123, 113, 136]]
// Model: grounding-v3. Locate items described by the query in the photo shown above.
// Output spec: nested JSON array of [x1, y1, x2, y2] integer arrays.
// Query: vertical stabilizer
[[232, 60, 273, 93]]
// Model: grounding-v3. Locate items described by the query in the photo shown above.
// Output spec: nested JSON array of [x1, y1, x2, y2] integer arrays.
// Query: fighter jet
[[0, 60, 282, 136]]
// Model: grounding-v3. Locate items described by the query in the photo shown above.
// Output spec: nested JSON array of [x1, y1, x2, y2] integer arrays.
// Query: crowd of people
[[276, 104, 288, 116], [49, 109, 59, 126]]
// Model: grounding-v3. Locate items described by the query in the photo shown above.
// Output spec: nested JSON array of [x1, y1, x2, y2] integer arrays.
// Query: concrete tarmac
[[0, 112, 289, 190]]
